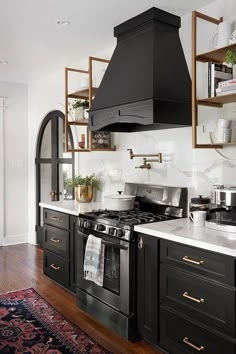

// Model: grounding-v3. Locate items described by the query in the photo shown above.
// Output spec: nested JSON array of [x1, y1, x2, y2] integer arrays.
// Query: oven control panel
[[77, 218, 131, 241]]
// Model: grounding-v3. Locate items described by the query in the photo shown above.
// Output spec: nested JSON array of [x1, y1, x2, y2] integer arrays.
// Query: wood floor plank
[[0, 243, 163, 354]]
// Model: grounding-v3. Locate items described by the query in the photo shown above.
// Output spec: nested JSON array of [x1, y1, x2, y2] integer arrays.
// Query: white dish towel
[[84, 234, 105, 286]]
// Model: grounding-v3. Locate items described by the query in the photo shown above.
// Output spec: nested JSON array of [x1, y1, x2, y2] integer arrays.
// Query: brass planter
[[75, 185, 93, 203]]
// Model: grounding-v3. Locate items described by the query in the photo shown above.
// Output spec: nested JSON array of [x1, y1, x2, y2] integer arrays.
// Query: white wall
[[28, 0, 236, 244], [0, 82, 28, 245]]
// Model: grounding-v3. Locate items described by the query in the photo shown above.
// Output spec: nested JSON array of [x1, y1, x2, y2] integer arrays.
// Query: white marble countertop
[[134, 218, 236, 257], [39, 200, 103, 216]]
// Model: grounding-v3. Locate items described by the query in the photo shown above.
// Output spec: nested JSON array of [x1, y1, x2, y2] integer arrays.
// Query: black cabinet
[[136, 233, 159, 346], [43, 208, 78, 293]]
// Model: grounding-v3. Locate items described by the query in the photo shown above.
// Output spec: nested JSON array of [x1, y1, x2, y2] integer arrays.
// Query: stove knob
[[96, 224, 105, 232], [85, 220, 92, 228], [116, 229, 124, 238], [108, 227, 116, 236]]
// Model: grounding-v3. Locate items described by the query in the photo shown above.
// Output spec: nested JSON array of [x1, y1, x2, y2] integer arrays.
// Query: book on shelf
[[218, 78, 236, 88], [216, 88, 236, 96], [216, 83, 236, 93], [208, 63, 233, 97]]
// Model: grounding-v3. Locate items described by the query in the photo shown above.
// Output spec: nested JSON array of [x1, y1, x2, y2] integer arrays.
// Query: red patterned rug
[[0, 288, 111, 353]]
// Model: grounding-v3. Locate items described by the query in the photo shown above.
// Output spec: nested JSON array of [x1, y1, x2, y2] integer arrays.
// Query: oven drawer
[[44, 224, 69, 259], [43, 209, 69, 230], [160, 239, 235, 286], [44, 250, 69, 288], [160, 307, 236, 354], [160, 265, 236, 337]]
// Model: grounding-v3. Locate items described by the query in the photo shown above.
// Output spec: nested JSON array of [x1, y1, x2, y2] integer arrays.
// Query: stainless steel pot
[[104, 191, 135, 211]]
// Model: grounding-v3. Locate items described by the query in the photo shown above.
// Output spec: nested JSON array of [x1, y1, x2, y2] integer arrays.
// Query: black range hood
[[89, 7, 191, 133]]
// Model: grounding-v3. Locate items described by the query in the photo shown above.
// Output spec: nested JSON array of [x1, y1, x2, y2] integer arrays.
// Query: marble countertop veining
[[39, 200, 103, 216], [134, 218, 236, 257]]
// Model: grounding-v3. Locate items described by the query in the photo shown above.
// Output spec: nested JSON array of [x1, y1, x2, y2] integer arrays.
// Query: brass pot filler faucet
[[127, 148, 162, 170]]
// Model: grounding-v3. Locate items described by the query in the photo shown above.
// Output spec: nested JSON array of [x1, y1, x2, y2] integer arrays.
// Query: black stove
[[76, 183, 188, 340]]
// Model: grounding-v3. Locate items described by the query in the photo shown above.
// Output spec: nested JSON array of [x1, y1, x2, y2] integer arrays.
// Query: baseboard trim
[[3, 233, 28, 246]]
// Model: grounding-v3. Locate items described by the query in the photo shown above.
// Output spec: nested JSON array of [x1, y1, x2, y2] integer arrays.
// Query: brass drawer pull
[[50, 216, 61, 221], [50, 238, 60, 243], [183, 256, 204, 265], [183, 337, 205, 352], [183, 291, 204, 303], [50, 264, 60, 270]]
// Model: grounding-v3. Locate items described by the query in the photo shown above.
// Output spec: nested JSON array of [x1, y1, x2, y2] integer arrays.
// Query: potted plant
[[69, 99, 89, 121], [66, 174, 101, 203], [225, 49, 236, 78]]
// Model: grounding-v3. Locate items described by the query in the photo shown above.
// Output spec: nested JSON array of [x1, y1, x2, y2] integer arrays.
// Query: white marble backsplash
[[77, 126, 236, 203]]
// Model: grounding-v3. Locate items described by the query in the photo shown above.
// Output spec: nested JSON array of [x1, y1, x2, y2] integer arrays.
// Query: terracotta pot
[[75, 185, 93, 203]]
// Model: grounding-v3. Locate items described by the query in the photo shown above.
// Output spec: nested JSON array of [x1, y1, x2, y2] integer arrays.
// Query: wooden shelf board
[[91, 146, 116, 152], [68, 87, 97, 99], [194, 144, 223, 149], [66, 149, 91, 152], [198, 92, 236, 107], [68, 121, 89, 126], [196, 43, 236, 63]]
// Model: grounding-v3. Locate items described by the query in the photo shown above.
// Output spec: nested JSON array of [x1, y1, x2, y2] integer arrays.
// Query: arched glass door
[[35, 110, 74, 245]]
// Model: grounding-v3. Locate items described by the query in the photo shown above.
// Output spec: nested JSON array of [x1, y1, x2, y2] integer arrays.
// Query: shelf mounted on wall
[[64, 57, 116, 153], [192, 11, 236, 149]]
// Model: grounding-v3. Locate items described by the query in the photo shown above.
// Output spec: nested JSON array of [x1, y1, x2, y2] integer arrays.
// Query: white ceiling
[[0, 0, 215, 83]]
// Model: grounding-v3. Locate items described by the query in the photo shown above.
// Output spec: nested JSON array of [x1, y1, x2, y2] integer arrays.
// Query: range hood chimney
[[89, 7, 191, 133]]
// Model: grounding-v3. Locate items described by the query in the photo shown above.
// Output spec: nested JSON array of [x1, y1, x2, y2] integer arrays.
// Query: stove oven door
[[77, 227, 132, 316]]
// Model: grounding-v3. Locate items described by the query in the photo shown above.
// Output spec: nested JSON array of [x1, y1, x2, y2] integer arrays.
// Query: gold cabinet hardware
[[50, 238, 60, 243], [50, 216, 61, 221], [183, 337, 205, 352], [183, 256, 204, 265], [183, 291, 205, 303], [138, 237, 144, 249], [50, 264, 60, 270]]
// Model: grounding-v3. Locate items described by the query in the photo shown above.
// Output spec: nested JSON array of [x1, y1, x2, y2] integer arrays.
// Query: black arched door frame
[[35, 110, 74, 245]]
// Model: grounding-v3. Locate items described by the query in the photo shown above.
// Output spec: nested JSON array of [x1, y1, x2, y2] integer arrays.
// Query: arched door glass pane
[[40, 120, 52, 158]]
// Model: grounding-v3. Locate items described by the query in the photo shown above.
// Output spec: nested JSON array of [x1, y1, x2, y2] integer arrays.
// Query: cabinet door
[[69, 215, 78, 293], [137, 233, 158, 346]]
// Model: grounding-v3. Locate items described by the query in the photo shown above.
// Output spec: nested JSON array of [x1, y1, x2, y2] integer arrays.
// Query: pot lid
[[191, 195, 210, 204], [105, 191, 135, 199]]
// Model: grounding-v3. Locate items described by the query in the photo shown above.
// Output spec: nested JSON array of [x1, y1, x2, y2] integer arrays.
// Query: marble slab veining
[[39, 200, 103, 216], [134, 218, 236, 257]]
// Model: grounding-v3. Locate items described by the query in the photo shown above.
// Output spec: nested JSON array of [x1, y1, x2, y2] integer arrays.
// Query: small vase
[[75, 185, 93, 203]]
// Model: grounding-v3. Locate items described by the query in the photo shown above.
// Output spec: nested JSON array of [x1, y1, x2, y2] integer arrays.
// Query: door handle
[[183, 292, 204, 304], [50, 238, 60, 243], [49, 216, 61, 221], [183, 337, 205, 352], [50, 264, 60, 270], [183, 256, 204, 265], [138, 237, 143, 249]]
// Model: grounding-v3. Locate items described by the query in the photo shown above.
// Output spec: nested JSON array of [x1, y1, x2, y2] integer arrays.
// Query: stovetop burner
[[86, 209, 170, 226]]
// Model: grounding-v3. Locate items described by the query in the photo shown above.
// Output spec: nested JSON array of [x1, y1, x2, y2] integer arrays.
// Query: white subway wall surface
[[0, 82, 28, 245], [25, 0, 236, 244]]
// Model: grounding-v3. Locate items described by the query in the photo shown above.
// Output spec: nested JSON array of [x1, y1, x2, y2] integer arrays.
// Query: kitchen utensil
[[104, 191, 135, 211], [189, 211, 207, 227], [189, 195, 211, 219], [213, 21, 233, 48]]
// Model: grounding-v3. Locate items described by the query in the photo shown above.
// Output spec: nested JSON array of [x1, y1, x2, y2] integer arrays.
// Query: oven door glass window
[[82, 236, 121, 295]]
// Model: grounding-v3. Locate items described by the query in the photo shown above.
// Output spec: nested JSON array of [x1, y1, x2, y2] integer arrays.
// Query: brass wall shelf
[[192, 11, 236, 149]]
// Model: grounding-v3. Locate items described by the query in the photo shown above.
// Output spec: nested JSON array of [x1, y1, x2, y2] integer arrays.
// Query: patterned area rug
[[0, 288, 111, 353]]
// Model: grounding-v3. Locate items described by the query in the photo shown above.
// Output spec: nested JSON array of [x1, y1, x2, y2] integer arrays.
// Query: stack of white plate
[[214, 118, 232, 143]]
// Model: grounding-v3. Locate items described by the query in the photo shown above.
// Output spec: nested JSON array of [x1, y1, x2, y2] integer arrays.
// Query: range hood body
[[89, 8, 191, 132]]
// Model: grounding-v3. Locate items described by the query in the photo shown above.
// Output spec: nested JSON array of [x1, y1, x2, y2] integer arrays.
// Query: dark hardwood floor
[[0, 244, 163, 354]]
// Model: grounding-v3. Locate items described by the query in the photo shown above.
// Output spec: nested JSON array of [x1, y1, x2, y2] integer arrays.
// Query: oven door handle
[[78, 231, 128, 250]]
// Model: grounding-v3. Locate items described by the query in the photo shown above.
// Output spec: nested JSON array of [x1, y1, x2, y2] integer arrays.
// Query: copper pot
[[75, 185, 93, 203]]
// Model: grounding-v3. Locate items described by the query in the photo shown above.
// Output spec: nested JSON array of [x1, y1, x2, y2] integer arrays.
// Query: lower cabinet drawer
[[44, 224, 69, 259], [44, 250, 69, 288], [160, 307, 236, 354], [160, 265, 236, 337]]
